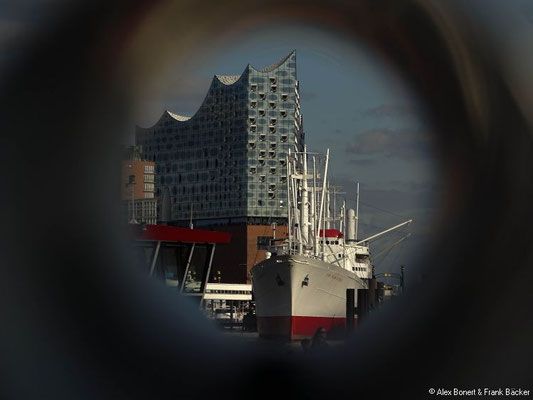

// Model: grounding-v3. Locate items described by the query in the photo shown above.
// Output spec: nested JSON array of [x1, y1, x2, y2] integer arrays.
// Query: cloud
[[333, 174, 439, 213], [521, 2, 533, 25], [347, 158, 376, 166], [361, 104, 417, 118], [359, 188, 437, 213], [388, 180, 439, 192], [345, 128, 434, 160]]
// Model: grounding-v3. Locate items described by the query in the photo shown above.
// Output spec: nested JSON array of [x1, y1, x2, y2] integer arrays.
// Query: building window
[[281, 135, 288, 142], [270, 85, 277, 93], [269, 77, 276, 84], [259, 109, 265, 116], [248, 141, 256, 149], [269, 126, 276, 133], [280, 110, 287, 117], [269, 101, 276, 109], [270, 167, 276, 174], [259, 175, 266, 182], [259, 93, 265, 100], [251, 84, 257, 91], [144, 174, 154, 182], [250, 125, 257, 132], [249, 117, 256, 124], [270, 118, 277, 125], [259, 134, 266, 141], [250, 167, 257, 174], [257, 236, 273, 249], [144, 183, 154, 191], [250, 101, 257, 108]]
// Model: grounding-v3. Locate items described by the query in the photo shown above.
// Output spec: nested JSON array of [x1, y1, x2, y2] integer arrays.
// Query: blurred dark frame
[[1, 1, 532, 399]]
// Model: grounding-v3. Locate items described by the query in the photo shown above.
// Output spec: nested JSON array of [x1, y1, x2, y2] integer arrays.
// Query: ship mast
[[289, 156, 300, 250], [286, 149, 291, 254], [311, 156, 317, 250], [325, 182, 331, 229], [342, 199, 346, 269], [300, 146, 309, 254], [317, 149, 329, 261], [355, 182, 360, 241], [332, 186, 337, 230]]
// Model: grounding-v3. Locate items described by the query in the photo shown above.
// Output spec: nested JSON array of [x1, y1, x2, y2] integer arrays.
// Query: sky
[[3, 0, 533, 283]]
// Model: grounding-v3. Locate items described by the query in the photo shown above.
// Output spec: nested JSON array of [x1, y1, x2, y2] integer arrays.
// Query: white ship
[[250, 148, 411, 340]]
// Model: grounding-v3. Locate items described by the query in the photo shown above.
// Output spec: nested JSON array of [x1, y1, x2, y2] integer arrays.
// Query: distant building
[[135, 51, 304, 282], [209, 223, 288, 283], [121, 145, 157, 224], [136, 50, 303, 224]]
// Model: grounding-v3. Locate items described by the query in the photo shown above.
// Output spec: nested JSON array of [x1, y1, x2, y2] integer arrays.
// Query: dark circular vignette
[[1, 0, 532, 399]]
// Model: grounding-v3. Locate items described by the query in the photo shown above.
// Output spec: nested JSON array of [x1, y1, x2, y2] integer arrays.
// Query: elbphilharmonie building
[[136, 50, 304, 225]]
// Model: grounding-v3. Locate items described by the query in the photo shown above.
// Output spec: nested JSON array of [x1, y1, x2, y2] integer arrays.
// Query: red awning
[[318, 229, 344, 238], [132, 224, 231, 244]]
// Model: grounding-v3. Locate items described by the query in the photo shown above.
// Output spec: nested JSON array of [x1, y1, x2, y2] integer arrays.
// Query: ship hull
[[251, 254, 367, 340]]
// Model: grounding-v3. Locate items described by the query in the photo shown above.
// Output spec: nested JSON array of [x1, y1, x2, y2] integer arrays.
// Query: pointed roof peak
[[214, 74, 241, 85], [165, 110, 190, 121], [250, 50, 296, 73]]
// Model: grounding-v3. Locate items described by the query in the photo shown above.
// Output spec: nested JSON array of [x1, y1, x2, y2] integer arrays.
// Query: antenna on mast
[[355, 182, 360, 241], [312, 156, 317, 254]]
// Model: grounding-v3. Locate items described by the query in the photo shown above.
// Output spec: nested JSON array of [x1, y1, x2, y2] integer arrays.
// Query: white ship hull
[[251, 254, 367, 340]]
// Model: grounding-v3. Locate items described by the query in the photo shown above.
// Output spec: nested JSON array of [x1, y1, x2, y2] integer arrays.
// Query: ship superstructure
[[250, 147, 411, 339]]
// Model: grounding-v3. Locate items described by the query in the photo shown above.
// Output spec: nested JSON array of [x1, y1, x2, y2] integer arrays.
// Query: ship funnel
[[347, 208, 356, 241]]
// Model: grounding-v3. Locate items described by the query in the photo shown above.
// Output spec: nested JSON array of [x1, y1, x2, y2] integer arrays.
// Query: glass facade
[[136, 50, 304, 222], [132, 241, 214, 297]]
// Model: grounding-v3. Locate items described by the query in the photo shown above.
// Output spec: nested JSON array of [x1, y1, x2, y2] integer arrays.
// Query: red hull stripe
[[258, 316, 354, 339]]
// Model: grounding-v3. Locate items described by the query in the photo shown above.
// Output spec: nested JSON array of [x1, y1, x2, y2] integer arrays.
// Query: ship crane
[[371, 232, 411, 260], [355, 219, 412, 245]]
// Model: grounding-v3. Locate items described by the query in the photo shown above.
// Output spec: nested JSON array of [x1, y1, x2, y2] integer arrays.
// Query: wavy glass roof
[[214, 75, 241, 85], [166, 110, 190, 121], [139, 50, 296, 129], [254, 50, 295, 72]]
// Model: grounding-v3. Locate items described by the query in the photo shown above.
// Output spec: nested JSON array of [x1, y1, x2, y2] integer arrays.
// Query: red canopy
[[132, 224, 231, 244]]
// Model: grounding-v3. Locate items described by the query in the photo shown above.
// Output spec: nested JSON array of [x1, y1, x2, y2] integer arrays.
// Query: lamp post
[[375, 265, 406, 294]]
